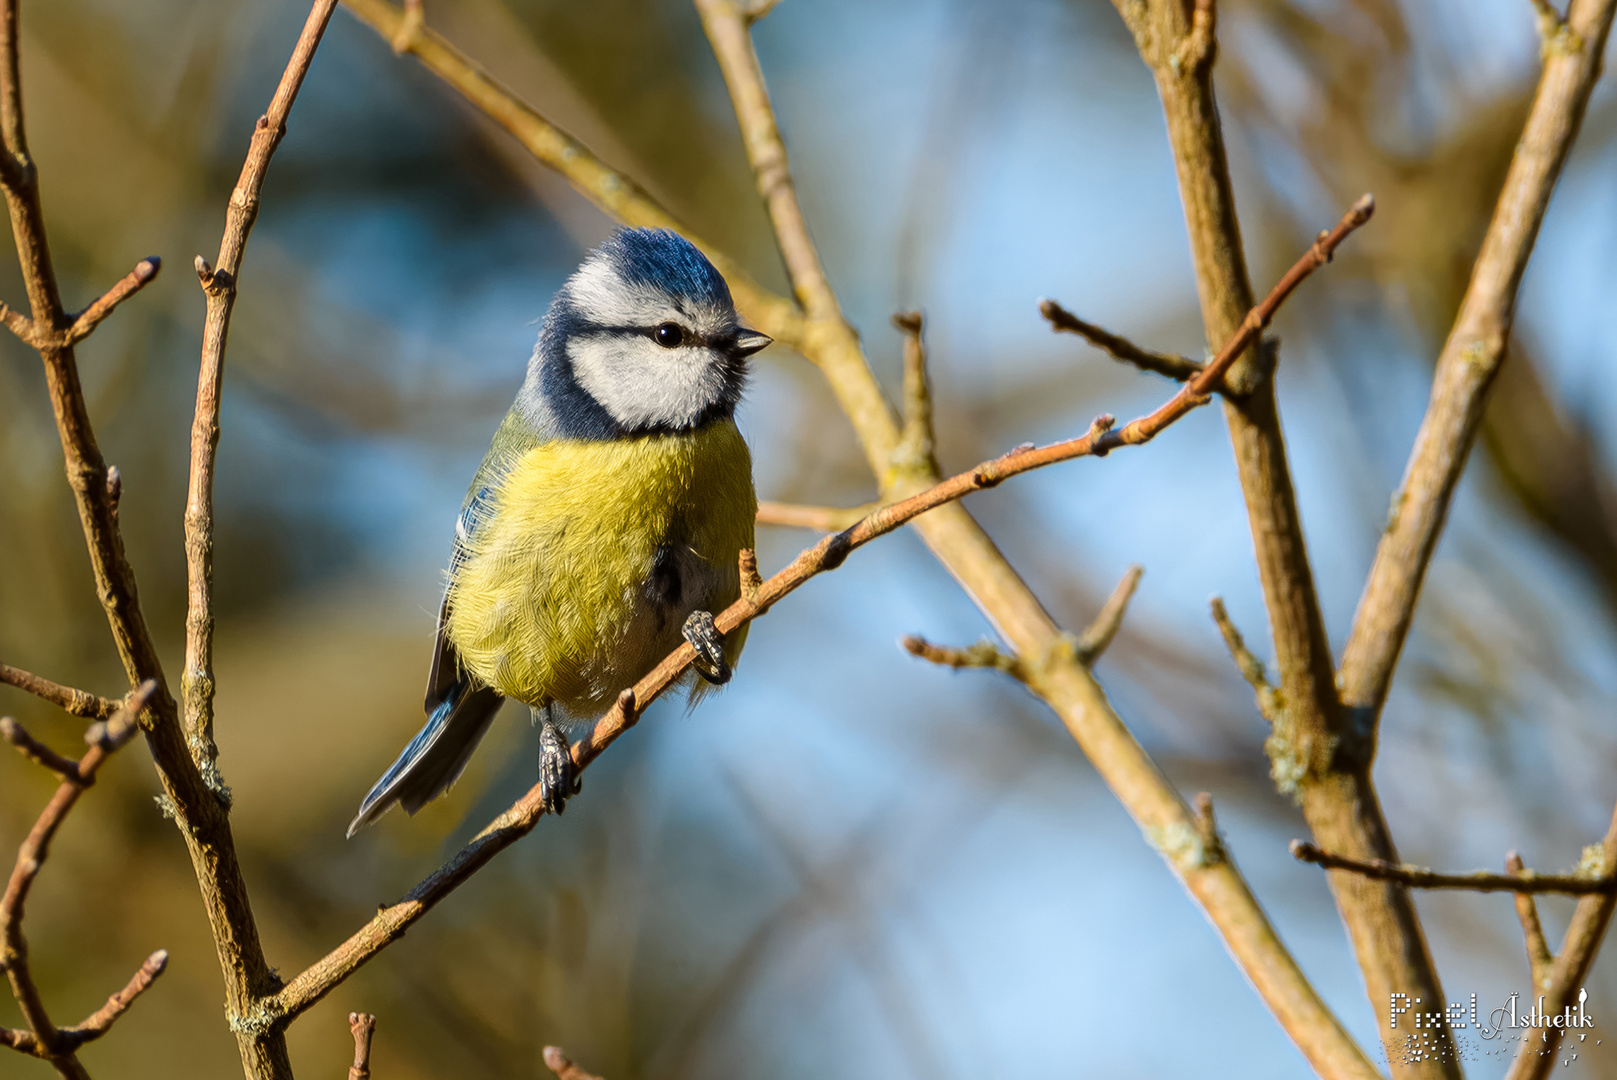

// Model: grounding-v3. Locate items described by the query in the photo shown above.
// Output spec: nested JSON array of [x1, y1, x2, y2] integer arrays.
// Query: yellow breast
[[445, 420, 755, 712]]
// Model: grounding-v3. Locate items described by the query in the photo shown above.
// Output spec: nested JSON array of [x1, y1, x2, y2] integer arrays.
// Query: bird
[[347, 228, 769, 837]]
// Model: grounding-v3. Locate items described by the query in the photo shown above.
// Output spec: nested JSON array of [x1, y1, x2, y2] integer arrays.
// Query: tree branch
[[348, 1012, 376, 1080], [1338, 0, 1617, 727], [56, 950, 168, 1051], [890, 311, 939, 482], [1040, 299, 1205, 383], [63, 258, 161, 347], [1506, 851, 1555, 992], [1073, 564, 1143, 664], [0, 717, 85, 781], [756, 500, 877, 530], [1209, 598, 1281, 729], [544, 1046, 605, 1080], [1110, 1, 1461, 1067], [186, 0, 338, 785], [1292, 840, 1617, 894], [1, 683, 157, 1078], [1, 663, 120, 722], [1505, 802, 1617, 1080]]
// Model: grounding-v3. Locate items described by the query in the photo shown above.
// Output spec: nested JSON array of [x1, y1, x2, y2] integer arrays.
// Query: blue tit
[[347, 228, 769, 837]]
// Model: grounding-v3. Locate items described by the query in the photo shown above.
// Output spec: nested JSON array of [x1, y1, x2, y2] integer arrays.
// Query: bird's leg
[[682, 610, 731, 685], [535, 703, 579, 815]]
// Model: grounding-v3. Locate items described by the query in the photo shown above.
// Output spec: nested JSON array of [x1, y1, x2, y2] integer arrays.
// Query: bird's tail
[[347, 680, 505, 837]]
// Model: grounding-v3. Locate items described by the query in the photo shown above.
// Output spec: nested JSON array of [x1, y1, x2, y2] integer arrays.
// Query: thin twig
[[890, 311, 937, 482], [1040, 299, 1204, 383], [902, 637, 1023, 677], [0, 718, 84, 781], [186, 0, 340, 786], [1209, 598, 1281, 726], [756, 500, 877, 531], [0, 663, 119, 720], [57, 950, 168, 1051], [267, 202, 1372, 1026], [1505, 801, 1617, 1080], [1506, 852, 1555, 992], [543, 1046, 605, 1080], [1073, 565, 1143, 664], [348, 1013, 376, 1080], [63, 258, 162, 346], [1292, 840, 1617, 894], [1, 683, 157, 1075]]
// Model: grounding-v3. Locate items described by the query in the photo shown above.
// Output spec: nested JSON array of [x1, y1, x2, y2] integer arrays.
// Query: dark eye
[[652, 323, 685, 348]]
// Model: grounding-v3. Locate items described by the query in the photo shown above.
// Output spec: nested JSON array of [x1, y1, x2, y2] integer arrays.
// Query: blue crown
[[599, 228, 733, 310]]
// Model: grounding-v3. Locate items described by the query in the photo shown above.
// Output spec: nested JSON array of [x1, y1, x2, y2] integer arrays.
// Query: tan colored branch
[[1339, 0, 1615, 733], [756, 500, 876, 531], [0, 718, 85, 781], [186, 0, 339, 781], [1112, 0, 1460, 1067], [1073, 565, 1143, 664], [64, 258, 162, 346], [1209, 598, 1281, 726], [266, 210, 1372, 1062], [890, 312, 938, 480], [1040, 299, 1204, 383], [544, 1046, 605, 1080], [1293, 840, 1617, 894], [0, 664, 120, 721], [1505, 802, 1617, 1080], [902, 637, 1023, 677], [57, 950, 168, 1051], [1, 684, 157, 1077], [348, 1013, 376, 1080], [1506, 852, 1555, 992]]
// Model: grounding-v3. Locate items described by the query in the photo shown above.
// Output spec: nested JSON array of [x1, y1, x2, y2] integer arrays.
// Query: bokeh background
[[2, 0, 1616, 1076]]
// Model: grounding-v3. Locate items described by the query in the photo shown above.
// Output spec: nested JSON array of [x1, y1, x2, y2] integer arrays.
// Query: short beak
[[732, 329, 773, 357]]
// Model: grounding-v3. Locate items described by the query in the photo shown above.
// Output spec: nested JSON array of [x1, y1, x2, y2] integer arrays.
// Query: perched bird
[[348, 228, 768, 837]]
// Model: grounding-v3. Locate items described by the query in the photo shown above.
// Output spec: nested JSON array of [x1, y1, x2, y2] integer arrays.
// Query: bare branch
[[902, 637, 1023, 677], [1112, 0, 1458, 1059], [1506, 852, 1555, 992], [544, 1046, 605, 1080], [1293, 840, 1617, 894], [890, 311, 938, 482], [0, 664, 120, 721], [348, 1013, 376, 1080], [63, 257, 162, 346], [1040, 299, 1204, 383], [57, 950, 168, 1051], [186, 0, 339, 787], [2, 682, 156, 1076], [1339, 0, 1616, 731], [0, 718, 83, 781], [1505, 802, 1617, 1080], [1209, 598, 1281, 726], [1072, 565, 1143, 664], [756, 500, 876, 531]]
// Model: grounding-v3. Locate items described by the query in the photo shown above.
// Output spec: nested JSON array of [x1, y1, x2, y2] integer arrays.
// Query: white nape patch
[[567, 257, 729, 335], [569, 334, 727, 430]]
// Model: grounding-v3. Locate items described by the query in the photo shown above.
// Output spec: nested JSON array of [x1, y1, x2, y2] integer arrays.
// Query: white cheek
[[569, 336, 725, 429]]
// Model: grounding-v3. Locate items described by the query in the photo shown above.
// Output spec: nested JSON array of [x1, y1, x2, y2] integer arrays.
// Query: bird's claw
[[538, 710, 580, 815], [683, 610, 731, 685]]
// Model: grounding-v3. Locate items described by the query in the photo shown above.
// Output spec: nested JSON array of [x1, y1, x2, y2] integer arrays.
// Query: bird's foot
[[683, 610, 731, 685], [538, 710, 580, 815]]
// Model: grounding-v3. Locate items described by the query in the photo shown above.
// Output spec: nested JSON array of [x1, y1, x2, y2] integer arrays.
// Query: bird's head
[[521, 228, 772, 438]]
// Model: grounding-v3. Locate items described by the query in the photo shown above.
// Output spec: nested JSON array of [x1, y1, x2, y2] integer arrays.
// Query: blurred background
[[1, 0, 1615, 1076]]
